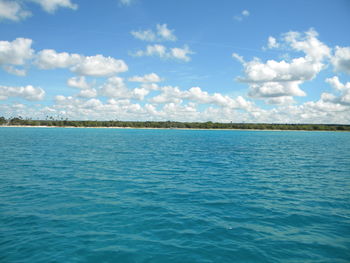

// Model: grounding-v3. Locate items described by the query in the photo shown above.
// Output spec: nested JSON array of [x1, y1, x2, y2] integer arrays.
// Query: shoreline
[[1, 125, 348, 132]]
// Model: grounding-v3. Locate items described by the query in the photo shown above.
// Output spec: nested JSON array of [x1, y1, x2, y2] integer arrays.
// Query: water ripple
[[1, 128, 350, 262]]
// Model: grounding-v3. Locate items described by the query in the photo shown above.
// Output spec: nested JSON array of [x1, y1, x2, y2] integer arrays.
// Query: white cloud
[[3, 85, 349, 123], [322, 76, 350, 106], [51, 95, 149, 120], [35, 49, 81, 69], [325, 76, 347, 91], [132, 87, 149, 100], [232, 53, 244, 64], [0, 38, 34, 75], [67, 76, 90, 89], [265, 96, 295, 105], [331, 46, 350, 75], [161, 102, 199, 120], [0, 38, 34, 65], [0, 0, 77, 23], [98, 76, 149, 100], [2, 65, 27, 76], [99, 76, 128, 98], [128, 73, 162, 83], [236, 57, 319, 99], [131, 30, 156, 42], [170, 45, 192, 62], [134, 44, 193, 62], [134, 44, 166, 58], [242, 10, 250, 16], [156, 24, 177, 41], [184, 87, 251, 109], [77, 88, 97, 98], [36, 50, 128, 77], [283, 29, 330, 62], [119, 0, 134, 6], [140, 83, 159, 91], [267, 36, 279, 49], [131, 24, 176, 42], [190, 89, 253, 110], [150, 86, 183, 104], [0, 0, 31, 21], [234, 9, 250, 21], [55, 94, 77, 104], [0, 85, 45, 101], [150, 85, 254, 111], [72, 55, 128, 77], [234, 29, 330, 104], [30, 0, 78, 13], [248, 80, 306, 98]]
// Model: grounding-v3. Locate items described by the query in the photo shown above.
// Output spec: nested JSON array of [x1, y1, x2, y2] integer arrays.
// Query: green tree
[[0, 117, 7, 125]]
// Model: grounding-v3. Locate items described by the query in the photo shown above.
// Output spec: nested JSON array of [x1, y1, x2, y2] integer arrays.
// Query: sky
[[0, 0, 350, 123]]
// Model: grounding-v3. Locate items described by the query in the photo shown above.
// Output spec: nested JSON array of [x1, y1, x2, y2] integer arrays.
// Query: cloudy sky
[[1, 0, 350, 123]]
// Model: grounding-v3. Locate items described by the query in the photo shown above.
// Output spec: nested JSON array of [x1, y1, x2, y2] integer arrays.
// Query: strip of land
[[1, 117, 349, 131]]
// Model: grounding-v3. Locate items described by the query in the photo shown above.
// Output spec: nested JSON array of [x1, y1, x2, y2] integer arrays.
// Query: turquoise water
[[1, 128, 350, 263]]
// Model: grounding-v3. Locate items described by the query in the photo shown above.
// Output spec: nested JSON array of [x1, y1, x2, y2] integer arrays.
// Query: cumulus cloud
[[283, 29, 330, 62], [3, 83, 349, 124], [0, 38, 34, 65], [0, 85, 45, 101], [99, 76, 127, 98], [242, 10, 250, 16], [331, 46, 350, 74], [170, 46, 192, 61], [48, 89, 255, 122], [0, 38, 34, 75], [67, 76, 90, 89], [119, 0, 135, 6], [131, 24, 176, 42], [2, 65, 27, 76], [4, 95, 350, 124], [72, 55, 128, 77], [0, 0, 77, 23], [265, 96, 295, 105], [132, 87, 150, 100], [234, 9, 250, 21], [35, 49, 81, 69], [134, 44, 193, 62], [156, 24, 177, 41], [131, 29, 156, 42], [35, 49, 128, 76], [99, 77, 149, 100], [184, 87, 253, 109], [234, 29, 330, 104], [267, 36, 279, 49], [235, 57, 319, 99], [128, 73, 162, 83], [51, 95, 148, 120], [30, 0, 78, 13], [150, 86, 183, 104], [0, 0, 31, 21], [232, 53, 244, 64], [150, 85, 254, 111], [77, 88, 97, 98], [322, 76, 350, 106], [134, 44, 166, 58], [140, 83, 159, 91]]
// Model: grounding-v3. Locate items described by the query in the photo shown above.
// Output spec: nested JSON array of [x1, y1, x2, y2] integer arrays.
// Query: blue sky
[[0, 0, 350, 123]]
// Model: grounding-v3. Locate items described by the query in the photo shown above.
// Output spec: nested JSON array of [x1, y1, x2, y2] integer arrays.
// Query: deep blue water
[[0, 127, 350, 263]]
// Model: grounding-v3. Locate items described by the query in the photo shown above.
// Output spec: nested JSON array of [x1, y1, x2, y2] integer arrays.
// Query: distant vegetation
[[1, 116, 349, 131]]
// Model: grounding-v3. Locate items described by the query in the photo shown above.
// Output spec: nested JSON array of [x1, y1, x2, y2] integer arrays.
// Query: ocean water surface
[[0, 127, 349, 262]]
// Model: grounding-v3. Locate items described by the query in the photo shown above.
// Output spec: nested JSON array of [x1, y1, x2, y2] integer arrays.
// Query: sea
[[1, 127, 349, 263]]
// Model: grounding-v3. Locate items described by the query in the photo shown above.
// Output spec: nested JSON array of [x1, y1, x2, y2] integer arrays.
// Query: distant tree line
[[0, 116, 349, 131]]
